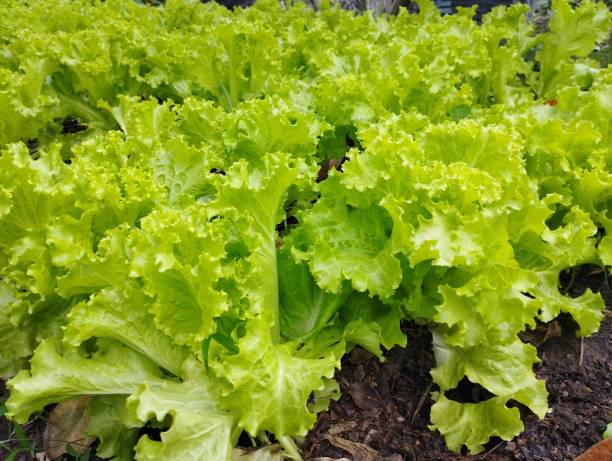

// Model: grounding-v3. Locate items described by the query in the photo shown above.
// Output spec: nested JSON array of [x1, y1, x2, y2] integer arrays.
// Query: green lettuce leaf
[[129, 206, 229, 351], [213, 324, 342, 438], [64, 285, 191, 378], [86, 396, 139, 461], [6, 340, 165, 424], [535, 0, 611, 97], [278, 244, 349, 341], [430, 395, 524, 454], [127, 380, 236, 461], [604, 423, 612, 440]]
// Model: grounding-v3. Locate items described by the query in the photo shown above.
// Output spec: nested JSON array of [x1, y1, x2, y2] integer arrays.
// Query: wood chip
[[327, 420, 358, 435], [543, 320, 562, 343], [311, 458, 351, 461], [349, 382, 378, 411], [323, 435, 380, 461]]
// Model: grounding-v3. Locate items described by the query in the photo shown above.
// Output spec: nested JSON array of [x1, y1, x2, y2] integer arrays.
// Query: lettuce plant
[[0, 0, 610, 458]]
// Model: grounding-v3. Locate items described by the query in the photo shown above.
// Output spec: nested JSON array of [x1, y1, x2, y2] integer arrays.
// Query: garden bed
[[2, 267, 610, 460], [305, 310, 612, 461], [304, 269, 612, 460]]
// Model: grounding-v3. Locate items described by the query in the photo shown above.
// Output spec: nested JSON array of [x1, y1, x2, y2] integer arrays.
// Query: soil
[[302, 265, 612, 461], [0, 380, 48, 460]]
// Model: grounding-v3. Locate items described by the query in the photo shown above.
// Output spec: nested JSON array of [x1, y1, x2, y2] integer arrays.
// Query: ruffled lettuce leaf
[[430, 395, 524, 454], [535, 0, 611, 97], [6, 340, 165, 424], [213, 325, 342, 438], [1, 0, 610, 458], [127, 380, 236, 461]]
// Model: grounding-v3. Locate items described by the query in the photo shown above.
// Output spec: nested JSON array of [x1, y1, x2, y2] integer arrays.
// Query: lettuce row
[[0, 0, 610, 458]]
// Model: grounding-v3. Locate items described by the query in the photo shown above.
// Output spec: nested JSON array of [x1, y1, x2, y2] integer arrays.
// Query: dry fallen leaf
[[44, 396, 96, 459], [317, 158, 345, 182], [575, 439, 612, 461]]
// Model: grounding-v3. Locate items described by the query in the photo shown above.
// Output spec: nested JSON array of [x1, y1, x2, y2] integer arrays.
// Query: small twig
[[587, 266, 604, 276], [579, 337, 584, 367], [23, 413, 46, 429], [410, 382, 432, 425], [0, 438, 32, 444], [476, 440, 505, 459], [44, 439, 93, 448]]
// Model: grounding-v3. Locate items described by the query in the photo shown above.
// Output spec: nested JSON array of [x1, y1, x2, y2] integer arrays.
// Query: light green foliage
[[430, 395, 525, 453], [0, 0, 610, 458]]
